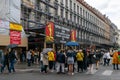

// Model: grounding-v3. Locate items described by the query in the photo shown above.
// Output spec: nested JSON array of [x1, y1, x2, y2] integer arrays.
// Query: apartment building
[[21, 0, 117, 49]]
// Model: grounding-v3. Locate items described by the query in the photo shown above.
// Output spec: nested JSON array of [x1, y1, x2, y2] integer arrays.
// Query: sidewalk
[[15, 62, 40, 73]]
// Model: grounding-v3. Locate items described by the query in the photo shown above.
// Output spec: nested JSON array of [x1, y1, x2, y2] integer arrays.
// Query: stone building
[[21, 0, 118, 50]]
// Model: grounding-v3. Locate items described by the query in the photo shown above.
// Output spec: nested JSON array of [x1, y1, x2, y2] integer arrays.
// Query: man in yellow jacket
[[76, 49, 84, 72], [48, 50, 55, 72]]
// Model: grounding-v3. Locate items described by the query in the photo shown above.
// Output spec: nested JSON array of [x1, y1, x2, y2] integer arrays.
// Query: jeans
[[1, 62, 10, 73], [27, 59, 31, 66], [56, 62, 65, 73], [9, 60, 15, 72]]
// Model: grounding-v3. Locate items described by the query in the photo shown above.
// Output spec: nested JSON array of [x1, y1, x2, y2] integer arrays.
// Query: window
[[70, 13, 72, 21], [66, 0, 68, 7], [66, 11, 68, 20], [77, 5, 79, 14], [80, 7, 82, 15], [61, 9, 63, 18], [74, 3, 76, 12], [70, 0, 72, 9], [74, 15, 76, 23]]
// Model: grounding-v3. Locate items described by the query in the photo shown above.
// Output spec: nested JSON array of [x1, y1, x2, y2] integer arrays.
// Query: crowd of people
[[0, 47, 120, 75]]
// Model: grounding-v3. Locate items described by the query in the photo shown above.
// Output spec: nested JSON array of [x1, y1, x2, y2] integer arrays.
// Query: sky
[[84, 0, 120, 29]]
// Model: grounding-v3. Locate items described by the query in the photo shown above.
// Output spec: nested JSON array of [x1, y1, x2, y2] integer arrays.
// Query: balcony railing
[[22, 0, 35, 9]]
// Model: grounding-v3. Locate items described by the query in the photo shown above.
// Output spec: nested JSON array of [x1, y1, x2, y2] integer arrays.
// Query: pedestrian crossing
[[85, 69, 114, 76], [102, 70, 113, 76]]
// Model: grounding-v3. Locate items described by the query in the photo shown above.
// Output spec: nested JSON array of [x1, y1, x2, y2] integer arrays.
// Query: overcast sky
[[84, 0, 120, 29]]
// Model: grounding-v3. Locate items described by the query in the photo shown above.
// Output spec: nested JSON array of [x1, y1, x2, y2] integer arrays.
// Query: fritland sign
[[10, 30, 21, 44]]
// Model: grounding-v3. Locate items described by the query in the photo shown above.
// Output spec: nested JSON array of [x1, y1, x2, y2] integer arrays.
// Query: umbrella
[[41, 48, 53, 54], [7, 44, 18, 48], [65, 41, 79, 46]]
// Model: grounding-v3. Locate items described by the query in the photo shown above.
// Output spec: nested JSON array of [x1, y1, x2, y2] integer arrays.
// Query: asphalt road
[[0, 64, 120, 80]]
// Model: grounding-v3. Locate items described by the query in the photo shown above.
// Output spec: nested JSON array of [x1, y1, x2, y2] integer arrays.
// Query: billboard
[[54, 25, 70, 43], [10, 30, 21, 45], [70, 30, 76, 42], [45, 22, 54, 43]]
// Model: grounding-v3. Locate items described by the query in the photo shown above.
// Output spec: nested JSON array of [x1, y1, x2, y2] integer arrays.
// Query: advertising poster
[[70, 30, 76, 42], [10, 30, 21, 44], [45, 22, 54, 43]]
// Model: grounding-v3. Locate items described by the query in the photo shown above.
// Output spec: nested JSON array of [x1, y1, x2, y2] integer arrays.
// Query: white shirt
[[27, 51, 31, 59]]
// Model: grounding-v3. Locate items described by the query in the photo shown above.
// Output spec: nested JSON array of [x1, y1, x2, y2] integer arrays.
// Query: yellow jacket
[[112, 51, 120, 64], [48, 51, 55, 61], [76, 52, 84, 61]]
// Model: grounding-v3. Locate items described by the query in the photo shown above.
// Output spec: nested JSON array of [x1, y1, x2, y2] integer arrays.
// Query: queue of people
[[1, 47, 120, 75], [38, 47, 104, 75]]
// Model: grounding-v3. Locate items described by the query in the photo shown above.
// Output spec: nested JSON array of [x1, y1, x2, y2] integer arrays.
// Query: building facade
[[21, 0, 118, 50], [0, 0, 28, 51]]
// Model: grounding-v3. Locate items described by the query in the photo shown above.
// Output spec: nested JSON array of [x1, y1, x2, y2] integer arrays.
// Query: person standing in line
[[112, 50, 120, 70], [76, 49, 84, 72], [103, 51, 107, 66], [8, 48, 18, 73], [40, 51, 43, 72], [106, 51, 111, 66], [95, 50, 101, 70], [82, 49, 87, 71], [48, 49, 55, 72], [56, 49, 65, 74], [42, 53, 48, 73], [26, 50, 32, 67], [66, 47, 74, 75], [87, 49, 95, 74], [1, 49, 10, 73]]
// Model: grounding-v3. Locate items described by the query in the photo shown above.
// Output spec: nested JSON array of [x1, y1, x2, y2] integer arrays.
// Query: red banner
[[45, 22, 54, 42], [10, 30, 21, 44], [70, 30, 76, 42]]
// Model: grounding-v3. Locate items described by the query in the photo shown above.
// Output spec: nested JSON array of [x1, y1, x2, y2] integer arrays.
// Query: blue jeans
[[1, 62, 10, 73], [27, 59, 31, 66], [9, 60, 15, 72]]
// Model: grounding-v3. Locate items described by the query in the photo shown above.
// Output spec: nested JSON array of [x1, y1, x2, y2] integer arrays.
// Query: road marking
[[102, 70, 113, 76], [16, 69, 40, 72], [86, 69, 98, 74]]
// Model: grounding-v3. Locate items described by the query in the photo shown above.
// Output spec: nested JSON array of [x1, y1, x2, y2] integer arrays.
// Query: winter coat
[[112, 51, 120, 64], [56, 52, 65, 63], [48, 51, 55, 61], [76, 52, 84, 61], [9, 51, 17, 61], [43, 54, 48, 65]]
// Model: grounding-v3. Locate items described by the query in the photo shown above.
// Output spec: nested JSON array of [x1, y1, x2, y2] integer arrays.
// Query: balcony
[[22, 0, 35, 9], [54, 2, 58, 9], [40, 0, 57, 9]]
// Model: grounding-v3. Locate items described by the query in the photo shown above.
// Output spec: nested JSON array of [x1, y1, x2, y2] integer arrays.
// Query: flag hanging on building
[[45, 22, 54, 43], [70, 30, 76, 42]]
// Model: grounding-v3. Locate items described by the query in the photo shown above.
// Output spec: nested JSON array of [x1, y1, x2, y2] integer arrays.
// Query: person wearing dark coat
[[87, 49, 96, 74], [82, 49, 87, 71], [1, 49, 10, 73], [56, 50, 65, 74], [8, 48, 18, 73]]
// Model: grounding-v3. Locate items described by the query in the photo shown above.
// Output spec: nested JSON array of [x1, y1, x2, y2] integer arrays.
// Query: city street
[[0, 63, 120, 80]]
